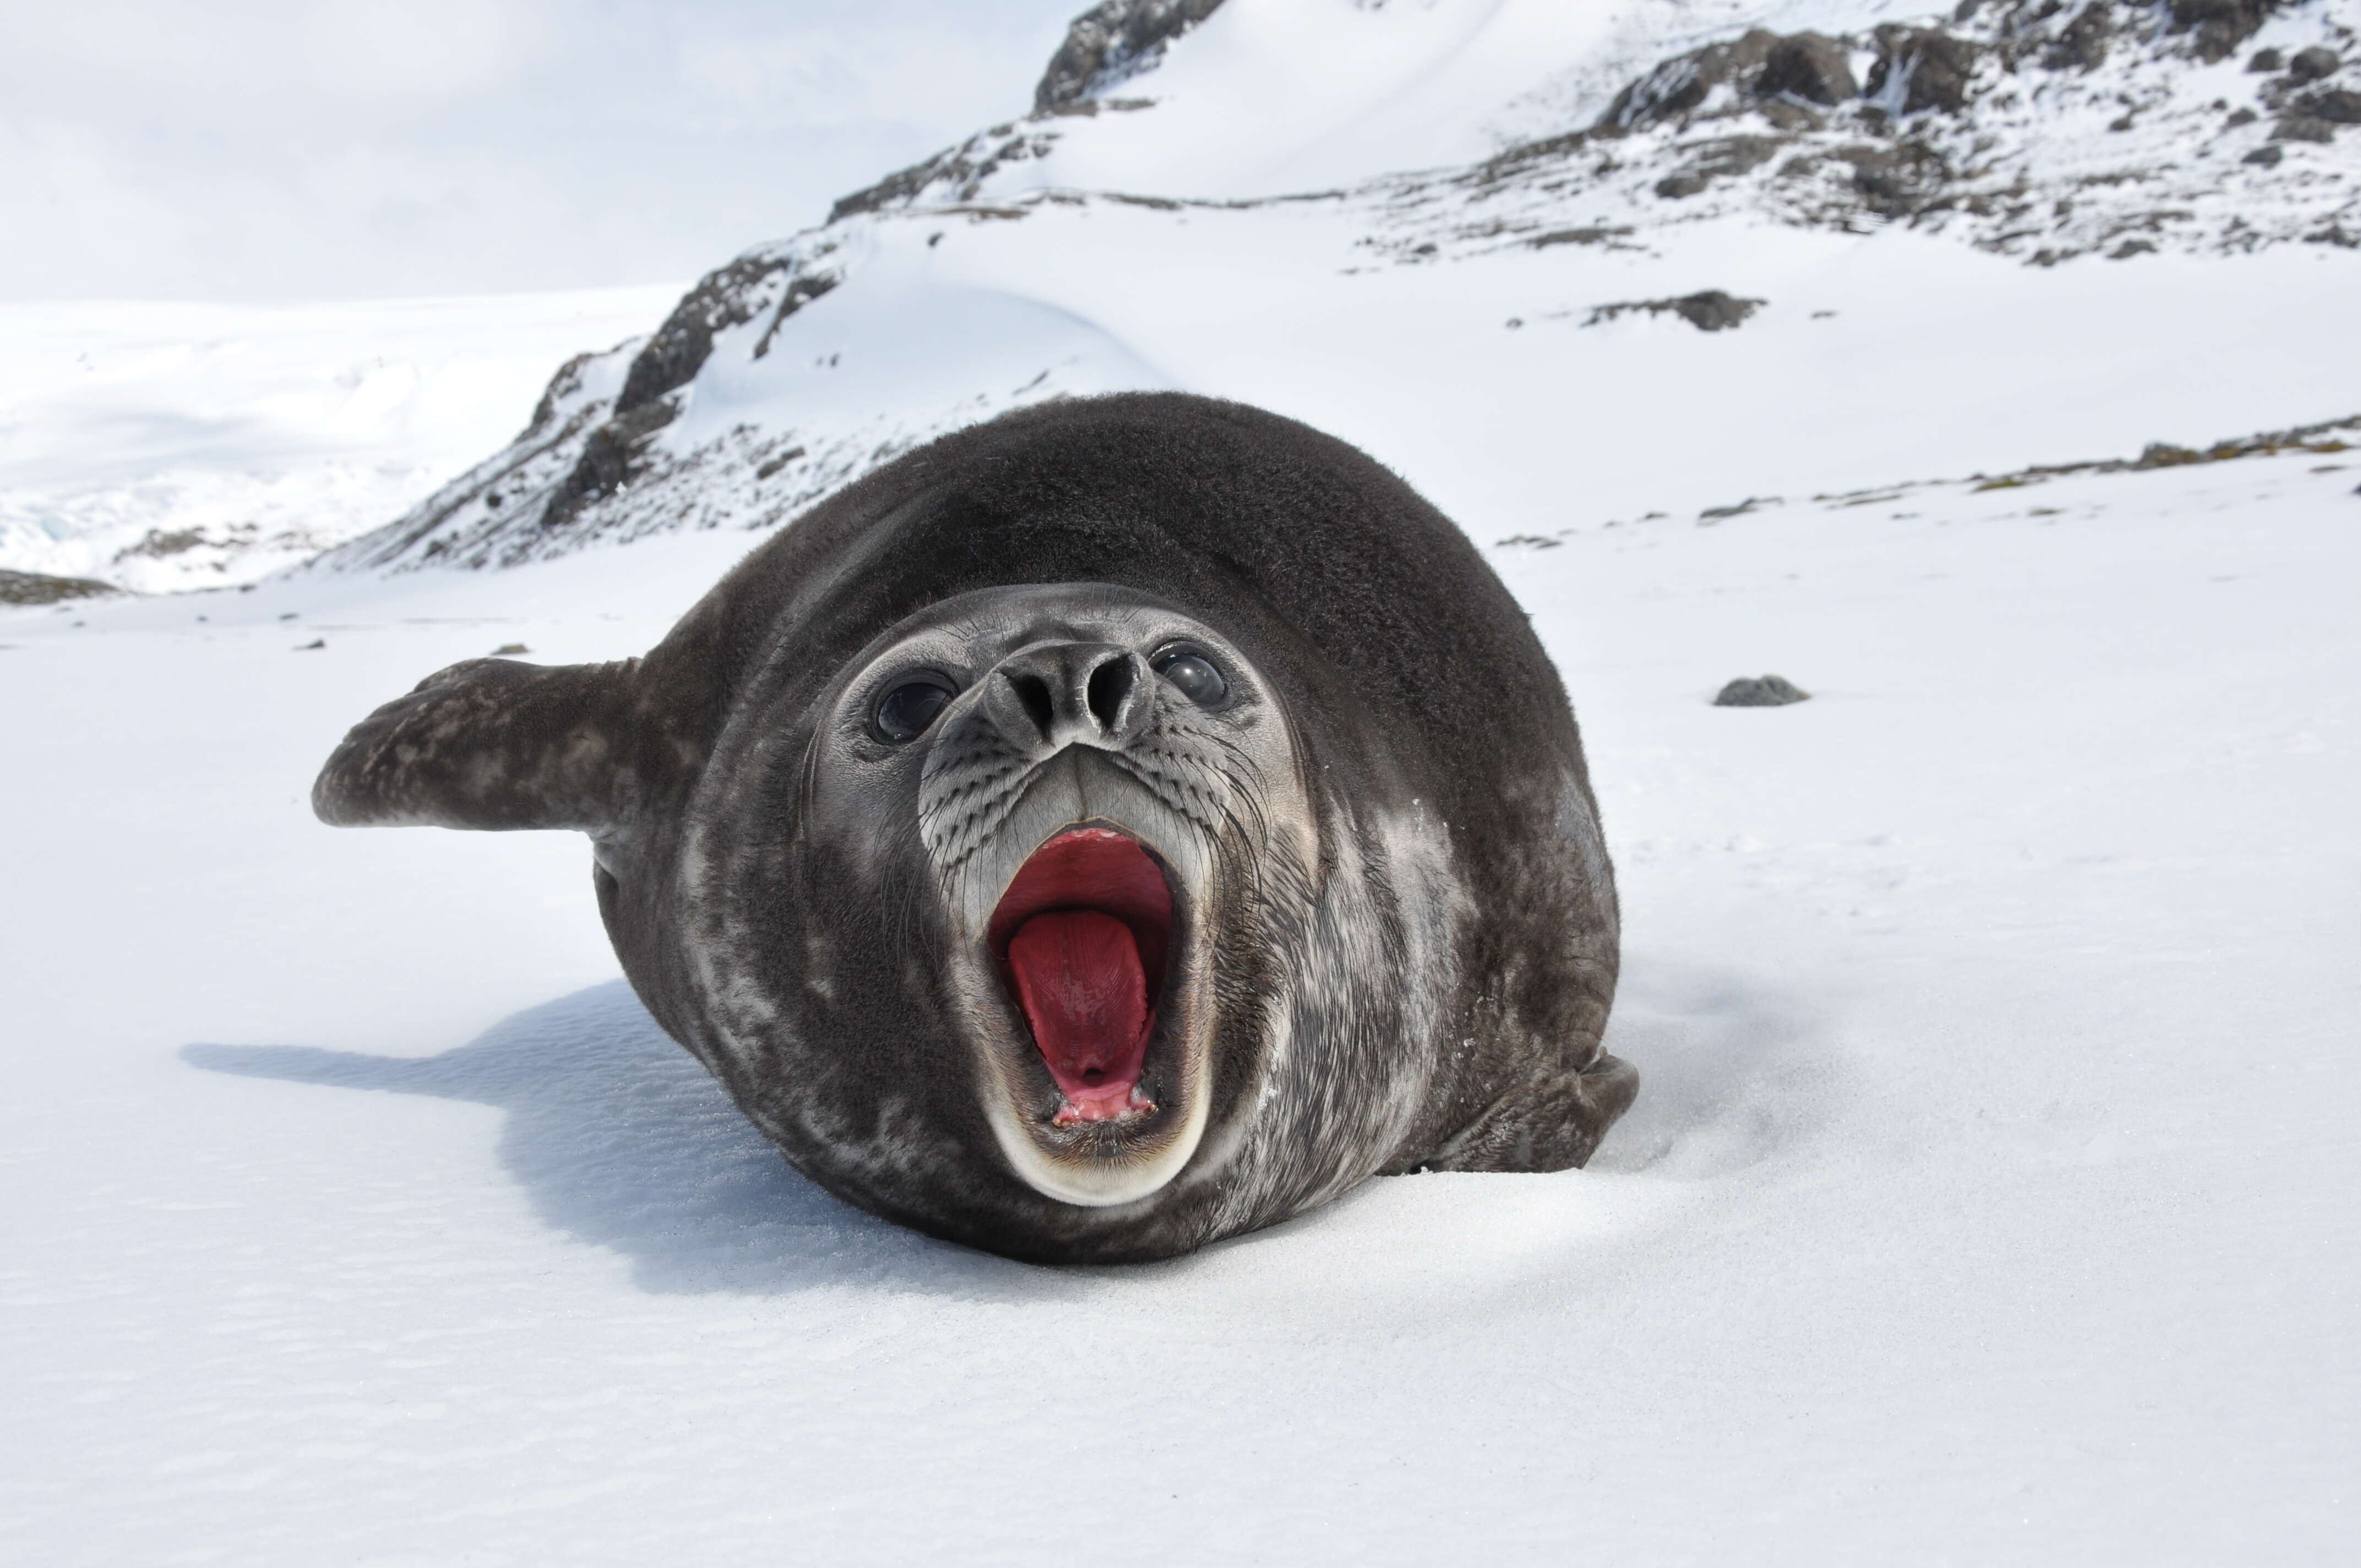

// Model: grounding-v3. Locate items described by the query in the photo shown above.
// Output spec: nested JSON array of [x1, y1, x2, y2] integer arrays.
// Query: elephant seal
[[314, 392, 1634, 1262]]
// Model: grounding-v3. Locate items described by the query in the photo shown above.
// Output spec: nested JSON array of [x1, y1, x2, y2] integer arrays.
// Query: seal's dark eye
[[873, 677, 956, 743], [1152, 647, 1227, 707]]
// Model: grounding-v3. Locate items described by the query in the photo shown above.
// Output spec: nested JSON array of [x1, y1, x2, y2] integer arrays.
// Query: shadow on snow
[[182, 960, 1827, 1295], [183, 980, 1081, 1302]]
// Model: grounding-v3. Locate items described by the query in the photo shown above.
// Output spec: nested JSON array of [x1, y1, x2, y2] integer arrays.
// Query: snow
[[6, 0, 2360, 1558], [0, 286, 677, 590], [7, 439, 2355, 1561], [993, 0, 1936, 197], [344, 0, 2359, 571]]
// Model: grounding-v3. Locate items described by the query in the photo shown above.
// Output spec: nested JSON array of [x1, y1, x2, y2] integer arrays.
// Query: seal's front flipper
[[1422, 1050, 1640, 1173], [313, 656, 669, 835]]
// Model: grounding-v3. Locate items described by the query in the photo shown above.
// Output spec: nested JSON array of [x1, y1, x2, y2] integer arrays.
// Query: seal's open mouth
[[987, 827, 1173, 1124]]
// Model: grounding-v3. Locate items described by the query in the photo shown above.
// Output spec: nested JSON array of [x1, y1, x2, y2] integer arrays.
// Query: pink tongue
[[1005, 909, 1150, 1121]]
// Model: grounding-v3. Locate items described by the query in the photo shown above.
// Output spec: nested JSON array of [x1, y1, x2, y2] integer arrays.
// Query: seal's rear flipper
[[313, 656, 671, 835], [1419, 1050, 1640, 1173]]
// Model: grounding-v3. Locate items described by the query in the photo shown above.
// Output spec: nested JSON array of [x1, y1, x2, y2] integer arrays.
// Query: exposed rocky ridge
[[1368, 0, 2358, 265], [830, 0, 1225, 222], [1581, 290, 1766, 330], [322, 0, 2358, 576], [0, 567, 121, 606], [1034, 0, 1228, 113], [1488, 409, 2359, 548]]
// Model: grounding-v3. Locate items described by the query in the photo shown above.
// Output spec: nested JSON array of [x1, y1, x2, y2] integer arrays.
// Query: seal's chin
[[988, 829, 1172, 1125]]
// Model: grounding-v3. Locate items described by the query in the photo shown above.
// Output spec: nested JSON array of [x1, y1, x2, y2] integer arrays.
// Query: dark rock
[[2247, 47, 2284, 72], [2226, 105, 2259, 126], [1758, 99, 1826, 132], [1035, 0, 1227, 114], [117, 527, 205, 559], [1653, 134, 1787, 198], [1867, 26, 1983, 116], [1758, 33, 1859, 104], [1470, 129, 1591, 183], [1671, 291, 1762, 331], [1836, 139, 1952, 216], [829, 125, 1057, 222], [2302, 88, 2361, 123], [1583, 291, 1765, 331], [1600, 39, 1743, 129], [1598, 29, 1859, 134], [832, 149, 965, 222], [2273, 115, 2338, 141], [2109, 238, 2157, 257], [1713, 675, 1811, 707], [2288, 46, 2342, 81], [2244, 142, 2284, 164], [1526, 225, 1633, 249], [524, 350, 601, 437], [2046, 4, 2116, 72], [616, 256, 826, 417], [0, 568, 119, 606], [293, 639, 327, 652], [2167, 0, 2286, 66], [526, 252, 844, 542], [538, 398, 681, 533], [1691, 134, 1789, 177]]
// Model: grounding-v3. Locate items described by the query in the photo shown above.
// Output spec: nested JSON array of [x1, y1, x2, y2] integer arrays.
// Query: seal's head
[[798, 583, 1315, 1216], [315, 393, 1634, 1262]]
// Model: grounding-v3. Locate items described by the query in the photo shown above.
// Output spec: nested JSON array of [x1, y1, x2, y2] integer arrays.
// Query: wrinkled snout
[[980, 642, 1154, 756]]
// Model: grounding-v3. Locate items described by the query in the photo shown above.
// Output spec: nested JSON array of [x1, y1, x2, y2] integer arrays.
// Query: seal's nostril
[[1086, 655, 1135, 733], [1005, 669, 1055, 740]]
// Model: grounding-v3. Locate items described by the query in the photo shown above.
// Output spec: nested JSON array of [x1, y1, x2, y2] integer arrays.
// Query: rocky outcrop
[[313, 0, 2360, 580], [2165, 0, 2289, 63], [2043, 4, 2118, 72], [1403, 0, 2357, 268], [1865, 25, 1984, 115], [1713, 675, 1811, 706], [1585, 291, 1765, 331], [831, 0, 1224, 222], [1594, 21, 1992, 135], [830, 124, 1061, 222], [0, 568, 120, 606], [1035, 0, 1228, 113], [1599, 29, 1860, 134], [613, 256, 833, 417], [535, 250, 840, 535], [2288, 43, 2346, 79], [2304, 86, 2361, 120]]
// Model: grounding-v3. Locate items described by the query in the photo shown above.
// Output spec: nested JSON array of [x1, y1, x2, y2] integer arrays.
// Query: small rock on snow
[[1713, 674, 1811, 707]]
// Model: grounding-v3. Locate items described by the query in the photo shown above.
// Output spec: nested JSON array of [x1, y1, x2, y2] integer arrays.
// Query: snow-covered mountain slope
[[0, 288, 676, 592], [322, 0, 2359, 575], [7, 436, 2355, 1563]]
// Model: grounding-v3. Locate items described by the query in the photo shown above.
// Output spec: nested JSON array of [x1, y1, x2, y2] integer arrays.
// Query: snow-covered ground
[[6, 0, 2359, 1558], [5, 426, 2355, 1564], [0, 287, 676, 590]]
